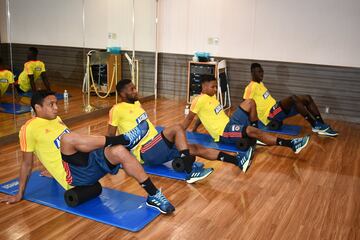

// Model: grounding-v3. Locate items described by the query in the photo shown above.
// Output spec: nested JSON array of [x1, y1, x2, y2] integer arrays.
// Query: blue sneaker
[[186, 164, 214, 183], [312, 123, 338, 137], [146, 189, 175, 214], [236, 147, 254, 172], [291, 135, 310, 154], [124, 120, 149, 149]]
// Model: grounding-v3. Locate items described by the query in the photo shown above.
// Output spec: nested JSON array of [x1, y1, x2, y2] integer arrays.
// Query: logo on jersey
[[54, 129, 71, 149], [214, 104, 223, 115], [136, 112, 148, 124], [35, 67, 42, 71], [263, 90, 270, 99], [0, 78, 8, 83]]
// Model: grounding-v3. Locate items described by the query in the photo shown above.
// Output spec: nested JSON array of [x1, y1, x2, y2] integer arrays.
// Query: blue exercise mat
[[0, 171, 160, 232], [258, 122, 301, 136], [0, 103, 31, 114], [156, 126, 243, 153], [142, 161, 204, 181]]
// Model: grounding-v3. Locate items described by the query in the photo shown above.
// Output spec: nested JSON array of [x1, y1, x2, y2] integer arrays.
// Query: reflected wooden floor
[[0, 99, 359, 240]]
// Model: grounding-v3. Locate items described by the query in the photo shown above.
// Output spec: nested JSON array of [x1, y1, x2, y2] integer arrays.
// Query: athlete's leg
[[279, 96, 317, 127], [239, 99, 259, 123], [162, 124, 189, 151], [295, 95, 324, 123]]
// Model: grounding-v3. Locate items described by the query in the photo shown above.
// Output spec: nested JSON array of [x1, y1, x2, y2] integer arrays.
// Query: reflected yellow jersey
[[108, 101, 158, 164], [243, 81, 276, 125], [0, 70, 14, 96], [190, 94, 229, 141], [18, 60, 46, 92]]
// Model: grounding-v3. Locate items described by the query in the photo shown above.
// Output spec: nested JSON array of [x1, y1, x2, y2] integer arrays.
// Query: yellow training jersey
[[108, 101, 158, 164], [190, 94, 229, 142], [19, 116, 72, 190], [18, 60, 46, 92], [243, 81, 276, 125], [0, 70, 14, 96]]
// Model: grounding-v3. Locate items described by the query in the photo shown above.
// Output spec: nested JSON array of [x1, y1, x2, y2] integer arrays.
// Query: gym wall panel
[[157, 52, 360, 123]]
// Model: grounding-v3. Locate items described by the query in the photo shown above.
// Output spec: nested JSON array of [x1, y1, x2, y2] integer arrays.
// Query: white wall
[[6, 0, 155, 51], [158, 0, 360, 68]]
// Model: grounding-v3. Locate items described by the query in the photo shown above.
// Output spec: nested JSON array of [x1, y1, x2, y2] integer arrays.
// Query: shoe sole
[[129, 127, 150, 150], [146, 202, 174, 214], [317, 131, 338, 137], [295, 137, 310, 154], [186, 168, 214, 184], [242, 147, 254, 172]]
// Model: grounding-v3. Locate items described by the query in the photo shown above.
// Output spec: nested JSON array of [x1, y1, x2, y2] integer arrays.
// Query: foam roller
[[172, 158, 185, 172], [64, 182, 102, 207]]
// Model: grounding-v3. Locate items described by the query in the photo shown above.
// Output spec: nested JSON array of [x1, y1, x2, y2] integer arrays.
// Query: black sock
[[304, 115, 316, 127], [276, 138, 292, 149], [217, 152, 237, 165], [250, 120, 258, 128], [315, 115, 324, 124], [140, 178, 158, 196], [105, 135, 129, 147]]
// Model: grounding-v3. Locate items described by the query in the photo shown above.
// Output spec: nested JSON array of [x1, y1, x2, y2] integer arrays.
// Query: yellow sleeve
[[8, 72, 14, 84], [243, 82, 257, 99], [108, 105, 119, 126], [19, 121, 35, 152], [25, 62, 34, 75], [40, 62, 46, 73], [190, 95, 202, 114]]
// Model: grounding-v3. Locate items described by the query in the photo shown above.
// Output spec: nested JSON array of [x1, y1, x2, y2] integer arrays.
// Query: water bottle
[[64, 90, 69, 103], [184, 105, 190, 116], [30, 107, 35, 117]]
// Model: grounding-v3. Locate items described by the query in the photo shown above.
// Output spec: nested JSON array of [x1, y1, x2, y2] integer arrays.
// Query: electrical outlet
[[325, 106, 330, 114], [208, 37, 214, 45], [213, 37, 219, 45]]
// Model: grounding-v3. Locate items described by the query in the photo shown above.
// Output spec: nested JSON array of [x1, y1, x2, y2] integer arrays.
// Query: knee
[[61, 133, 76, 145], [247, 99, 256, 109], [245, 126, 259, 138], [106, 145, 128, 162]]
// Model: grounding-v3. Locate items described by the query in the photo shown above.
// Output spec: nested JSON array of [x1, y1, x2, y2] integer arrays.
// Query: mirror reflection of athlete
[[0, 90, 175, 214], [244, 63, 338, 137], [16, 47, 51, 93], [183, 76, 310, 157]]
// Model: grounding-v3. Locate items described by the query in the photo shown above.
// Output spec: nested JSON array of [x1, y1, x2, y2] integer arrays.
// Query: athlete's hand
[[0, 194, 23, 204]]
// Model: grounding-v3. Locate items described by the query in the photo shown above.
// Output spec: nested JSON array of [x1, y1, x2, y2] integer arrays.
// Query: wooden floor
[[0, 99, 359, 240]]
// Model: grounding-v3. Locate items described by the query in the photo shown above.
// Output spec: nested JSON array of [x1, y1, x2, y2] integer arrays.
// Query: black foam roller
[[236, 138, 250, 151], [64, 182, 102, 207], [172, 158, 185, 172]]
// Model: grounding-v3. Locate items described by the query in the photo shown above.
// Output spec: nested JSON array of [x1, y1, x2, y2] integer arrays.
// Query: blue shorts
[[64, 148, 120, 186], [219, 107, 248, 144], [220, 122, 246, 144], [268, 101, 298, 122], [140, 132, 180, 166], [228, 107, 250, 126]]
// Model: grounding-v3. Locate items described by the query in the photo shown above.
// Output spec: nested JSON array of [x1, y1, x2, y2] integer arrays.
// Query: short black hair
[[29, 47, 39, 56], [31, 90, 56, 112], [200, 75, 217, 85], [251, 63, 262, 72], [116, 79, 132, 93]]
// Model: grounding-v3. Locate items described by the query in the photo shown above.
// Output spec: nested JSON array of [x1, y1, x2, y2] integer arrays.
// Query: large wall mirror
[[0, 0, 157, 142]]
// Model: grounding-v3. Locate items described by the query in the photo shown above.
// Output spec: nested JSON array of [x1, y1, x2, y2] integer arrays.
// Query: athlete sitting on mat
[[0, 57, 16, 110], [107, 80, 253, 180], [16, 47, 51, 93], [183, 76, 310, 155], [244, 63, 338, 137], [0, 90, 174, 214]]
